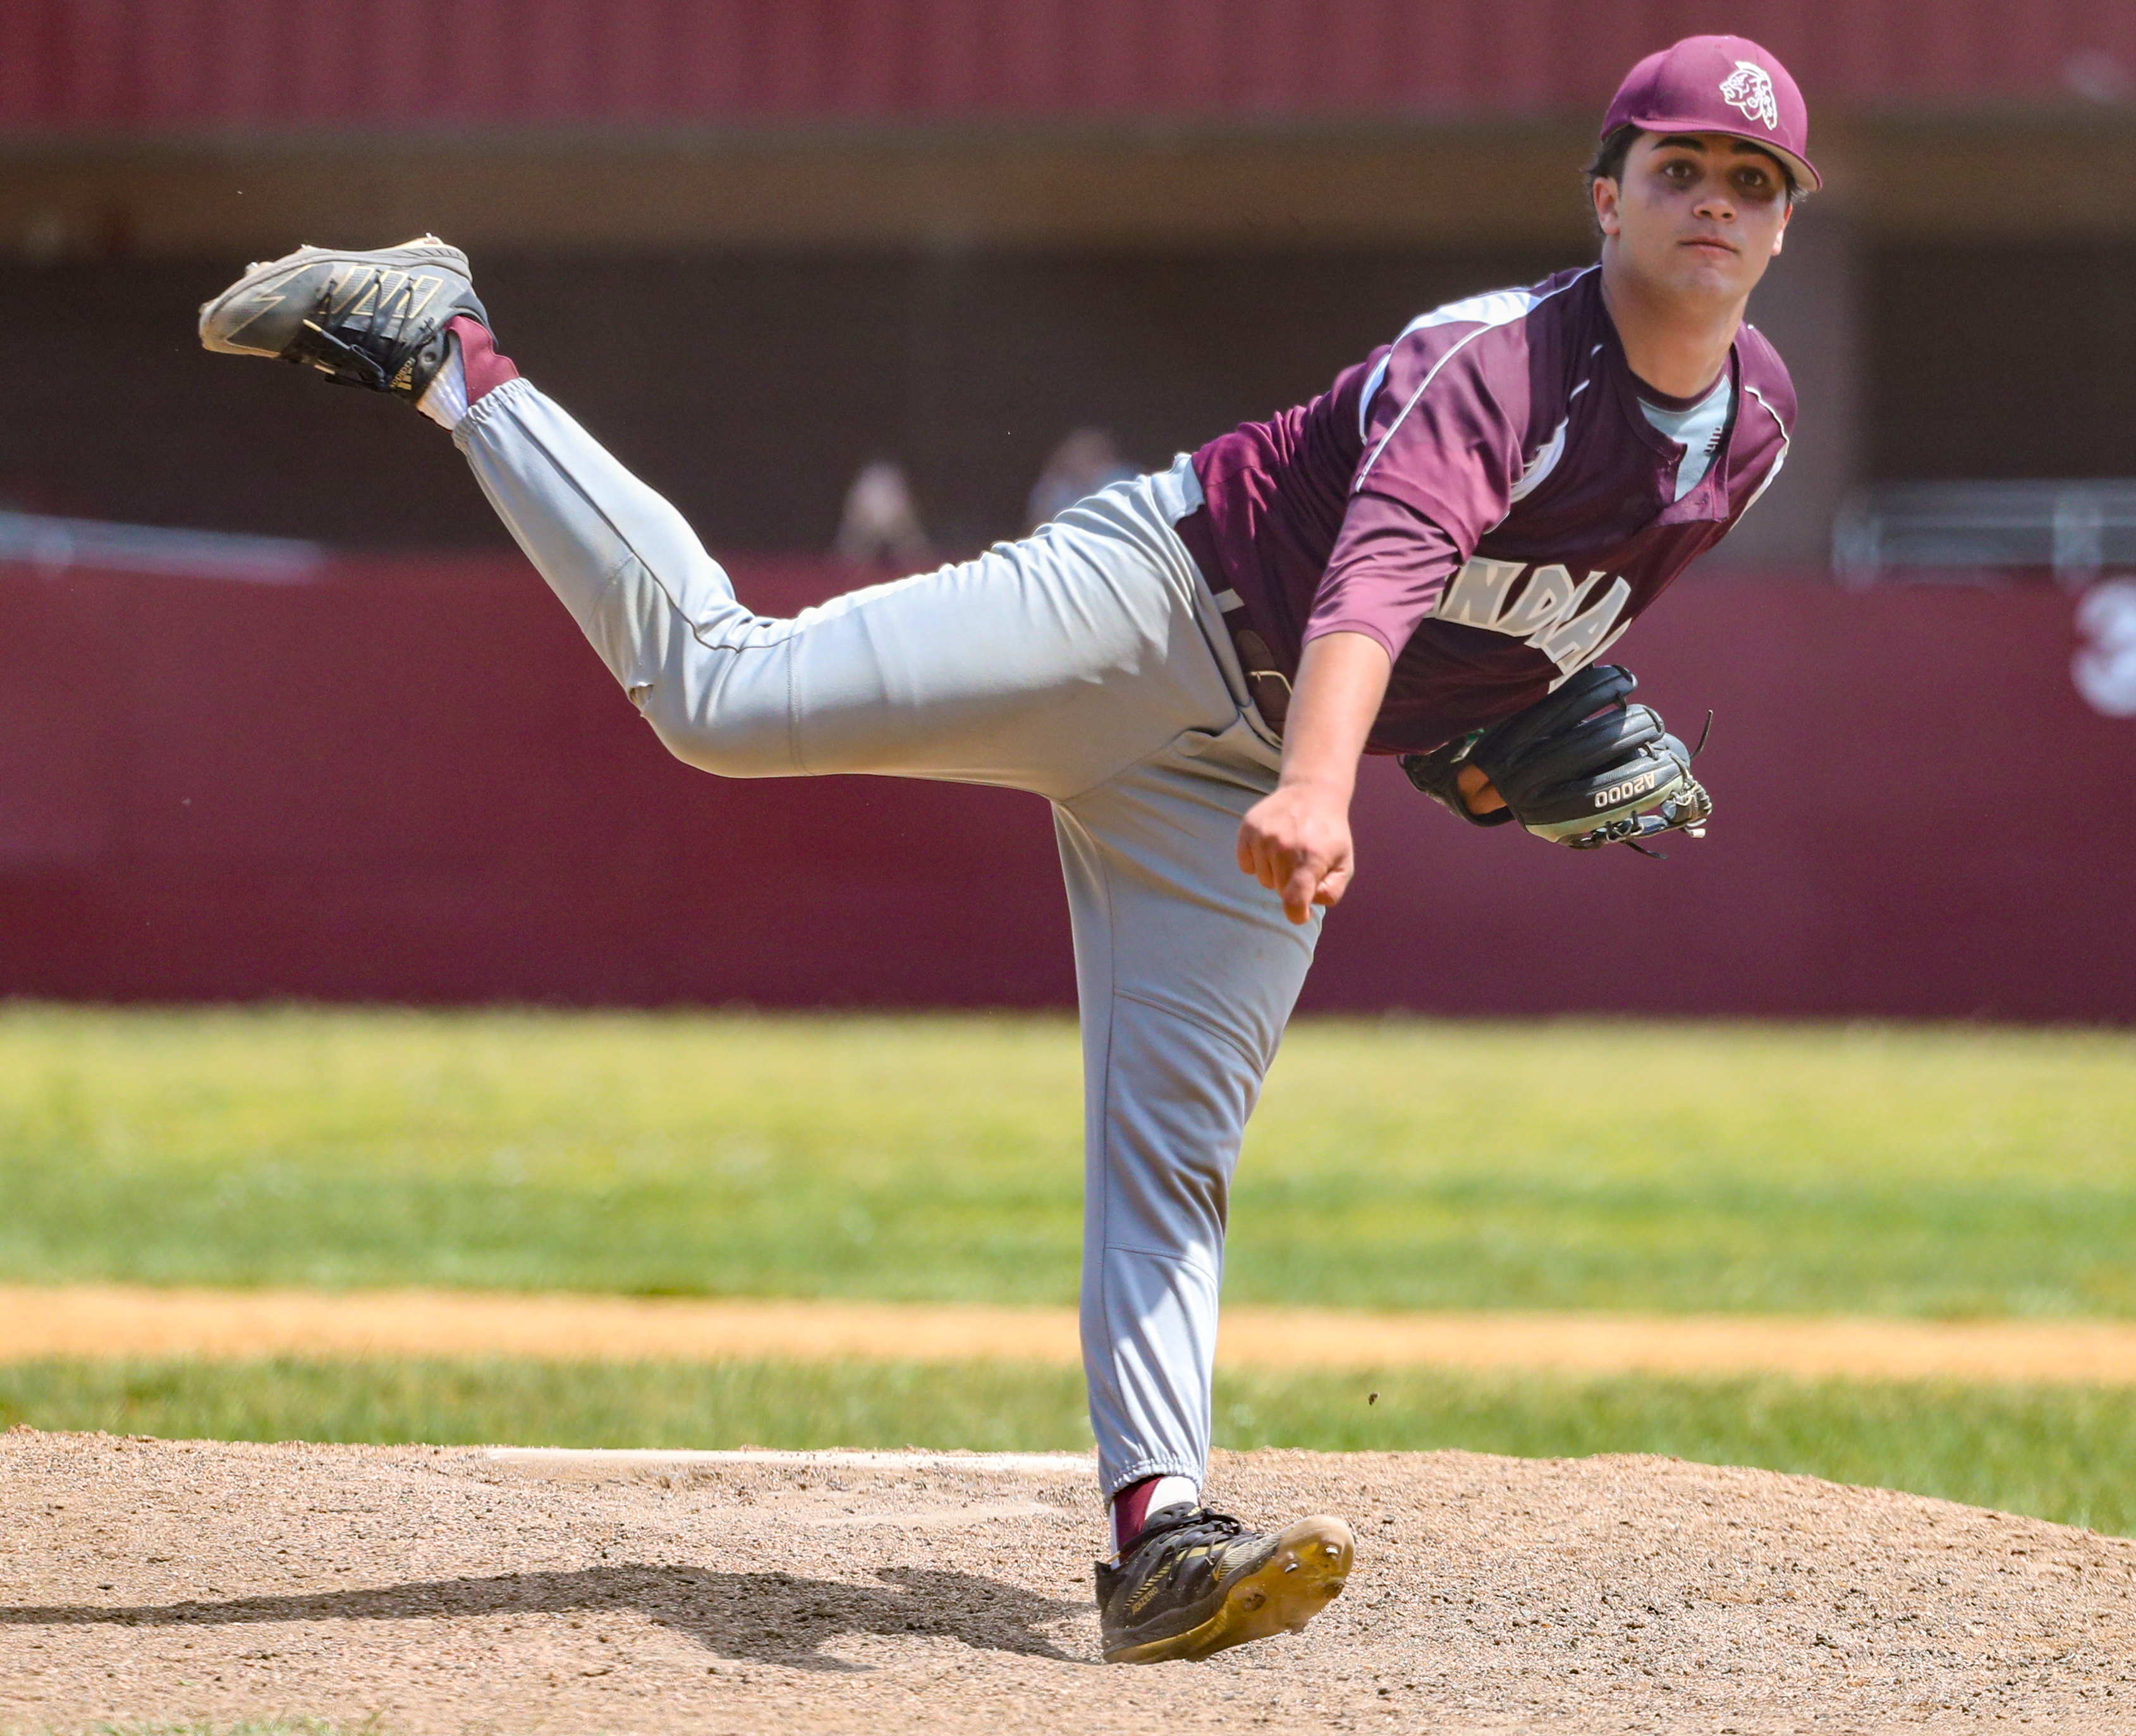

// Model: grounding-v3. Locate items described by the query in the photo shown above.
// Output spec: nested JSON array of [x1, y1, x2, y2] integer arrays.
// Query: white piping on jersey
[[1353, 266, 1598, 488], [1502, 378, 1594, 506], [1506, 417, 1567, 504], [1355, 286, 1544, 443], [1736, 382, 1793, 515]]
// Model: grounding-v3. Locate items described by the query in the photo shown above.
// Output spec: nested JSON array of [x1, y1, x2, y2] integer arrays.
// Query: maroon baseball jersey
[[1187, 264, 1795, 755]]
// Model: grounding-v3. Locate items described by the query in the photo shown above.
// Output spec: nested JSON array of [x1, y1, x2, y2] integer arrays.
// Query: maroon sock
[[1111, 1476, 1163, 1556], [448, 314, 518, 403]]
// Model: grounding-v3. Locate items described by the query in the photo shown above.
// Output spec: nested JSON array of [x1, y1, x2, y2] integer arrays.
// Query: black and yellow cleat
[[198, 236, 486, 400], [1095, 1504, 1353, 1665]]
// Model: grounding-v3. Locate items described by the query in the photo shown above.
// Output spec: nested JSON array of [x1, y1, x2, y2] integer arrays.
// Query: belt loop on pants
[[1171, 504, 1290, 736]]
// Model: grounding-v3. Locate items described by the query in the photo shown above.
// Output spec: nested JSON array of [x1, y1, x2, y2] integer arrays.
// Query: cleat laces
[[284, 271, 446, 393]]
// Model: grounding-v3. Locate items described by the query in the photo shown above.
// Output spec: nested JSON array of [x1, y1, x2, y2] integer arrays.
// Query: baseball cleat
[[1095, 1504, 1353, 1664], [198, 236, 486, 400]]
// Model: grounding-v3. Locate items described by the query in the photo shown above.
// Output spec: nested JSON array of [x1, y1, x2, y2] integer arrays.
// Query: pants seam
[[466, 382, 801, 774], [1102, 1242, 1220, 1276], [690, 614, 802, 656], [1111, 988, 1263, 1075], [1092, 831, 1121, 1405], [1050, 702, 1250, 811], [595, 548, 635, 604], [1082, 819, 1147, 1495], [468, 382, 730, 674]]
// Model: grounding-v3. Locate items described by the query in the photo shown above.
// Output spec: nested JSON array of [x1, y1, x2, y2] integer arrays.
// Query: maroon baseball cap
[[1601, 35, 1820, 192]]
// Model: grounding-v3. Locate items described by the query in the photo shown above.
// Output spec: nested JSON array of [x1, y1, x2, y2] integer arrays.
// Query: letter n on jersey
[[1436, 557, 1633, 687]]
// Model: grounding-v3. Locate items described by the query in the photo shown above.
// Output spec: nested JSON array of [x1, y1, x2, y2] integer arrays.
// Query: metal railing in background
[[0, 512, 324, 583], [1833, 480, 2136, 589]]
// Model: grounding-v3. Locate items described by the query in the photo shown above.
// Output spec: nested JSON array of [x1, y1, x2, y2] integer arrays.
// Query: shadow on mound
[[1, 1562, 1089, 1672]]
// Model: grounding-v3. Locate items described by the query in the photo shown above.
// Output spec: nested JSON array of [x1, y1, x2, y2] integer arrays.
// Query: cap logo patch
[[1719, 61, 1779, 130]]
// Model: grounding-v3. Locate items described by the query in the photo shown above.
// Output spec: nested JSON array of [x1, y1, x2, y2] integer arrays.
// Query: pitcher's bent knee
[[637, 687, 800, 780]]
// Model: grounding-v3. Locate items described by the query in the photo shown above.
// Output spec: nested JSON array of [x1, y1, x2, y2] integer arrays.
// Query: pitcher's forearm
[[1277, 632, 1394, 794], [1234, 632, 1393, 924]]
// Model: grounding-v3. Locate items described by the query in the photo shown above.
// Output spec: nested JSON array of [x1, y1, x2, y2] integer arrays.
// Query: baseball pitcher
[[198, 34, 1812, 1665]]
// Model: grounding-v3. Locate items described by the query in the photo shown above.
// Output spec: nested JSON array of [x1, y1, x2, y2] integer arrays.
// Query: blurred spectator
[[1027, 429, 1137, 532], [834, 460, 933, 568]]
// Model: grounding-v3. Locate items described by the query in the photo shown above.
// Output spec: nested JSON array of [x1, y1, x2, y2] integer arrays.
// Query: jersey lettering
[[1538, 575, 1633, 671], [1435, 556, 1636, 684], [1434, 556, 1525, 627], [1494, 564, 1588, 639]]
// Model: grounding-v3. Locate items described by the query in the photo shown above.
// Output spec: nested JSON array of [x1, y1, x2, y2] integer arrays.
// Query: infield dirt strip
[[6, 1435, 2136, 1735], [13, 1285, 2136, 1383]]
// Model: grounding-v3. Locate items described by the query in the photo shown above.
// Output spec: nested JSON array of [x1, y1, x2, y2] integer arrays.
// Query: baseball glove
[[1399, 664, 1712, 855]]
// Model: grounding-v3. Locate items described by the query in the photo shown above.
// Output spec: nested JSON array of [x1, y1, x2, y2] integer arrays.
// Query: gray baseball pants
[[454, 378, 1321, 1498]]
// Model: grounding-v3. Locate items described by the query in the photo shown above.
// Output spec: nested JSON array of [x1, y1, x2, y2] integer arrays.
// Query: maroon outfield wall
[[1, 554, 2130, 1022]]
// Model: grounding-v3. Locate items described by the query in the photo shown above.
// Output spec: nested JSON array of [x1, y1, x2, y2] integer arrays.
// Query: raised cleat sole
[[1102, 1515, 1354, 1664]]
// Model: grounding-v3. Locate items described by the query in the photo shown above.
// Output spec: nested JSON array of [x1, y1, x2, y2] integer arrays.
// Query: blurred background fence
[[1, 0, 2133, 1018]]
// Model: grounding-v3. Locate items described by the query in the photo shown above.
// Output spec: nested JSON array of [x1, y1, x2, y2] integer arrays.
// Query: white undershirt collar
[[1639, 375, 1733, 503]]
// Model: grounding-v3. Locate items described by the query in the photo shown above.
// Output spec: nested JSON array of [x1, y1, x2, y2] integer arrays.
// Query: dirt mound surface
[[4, 1433, 2133, 1734]]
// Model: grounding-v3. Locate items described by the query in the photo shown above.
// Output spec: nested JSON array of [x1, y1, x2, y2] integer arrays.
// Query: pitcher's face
[[1594, 131, 1792, 309]]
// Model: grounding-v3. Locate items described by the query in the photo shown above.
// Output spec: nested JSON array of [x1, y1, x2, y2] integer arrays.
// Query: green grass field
[[2, 1005, 2132, 1315], [8, 1356, 2135, 1536]]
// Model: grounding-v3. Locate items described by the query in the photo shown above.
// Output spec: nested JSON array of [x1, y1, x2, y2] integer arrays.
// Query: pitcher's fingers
[[1279, 860, 1322, 925]]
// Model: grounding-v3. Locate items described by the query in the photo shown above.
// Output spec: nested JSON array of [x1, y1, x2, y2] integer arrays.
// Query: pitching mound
[[4, 1434, 2133, 1734]]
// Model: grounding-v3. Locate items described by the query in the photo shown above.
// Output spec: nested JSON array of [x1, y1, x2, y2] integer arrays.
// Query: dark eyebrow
[[1652, 134, 1785, 174]]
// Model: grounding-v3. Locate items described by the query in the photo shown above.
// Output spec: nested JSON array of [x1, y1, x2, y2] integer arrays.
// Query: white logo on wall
[[2073, 578, 2136, 717], [1720, 61, 1779, 130]]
